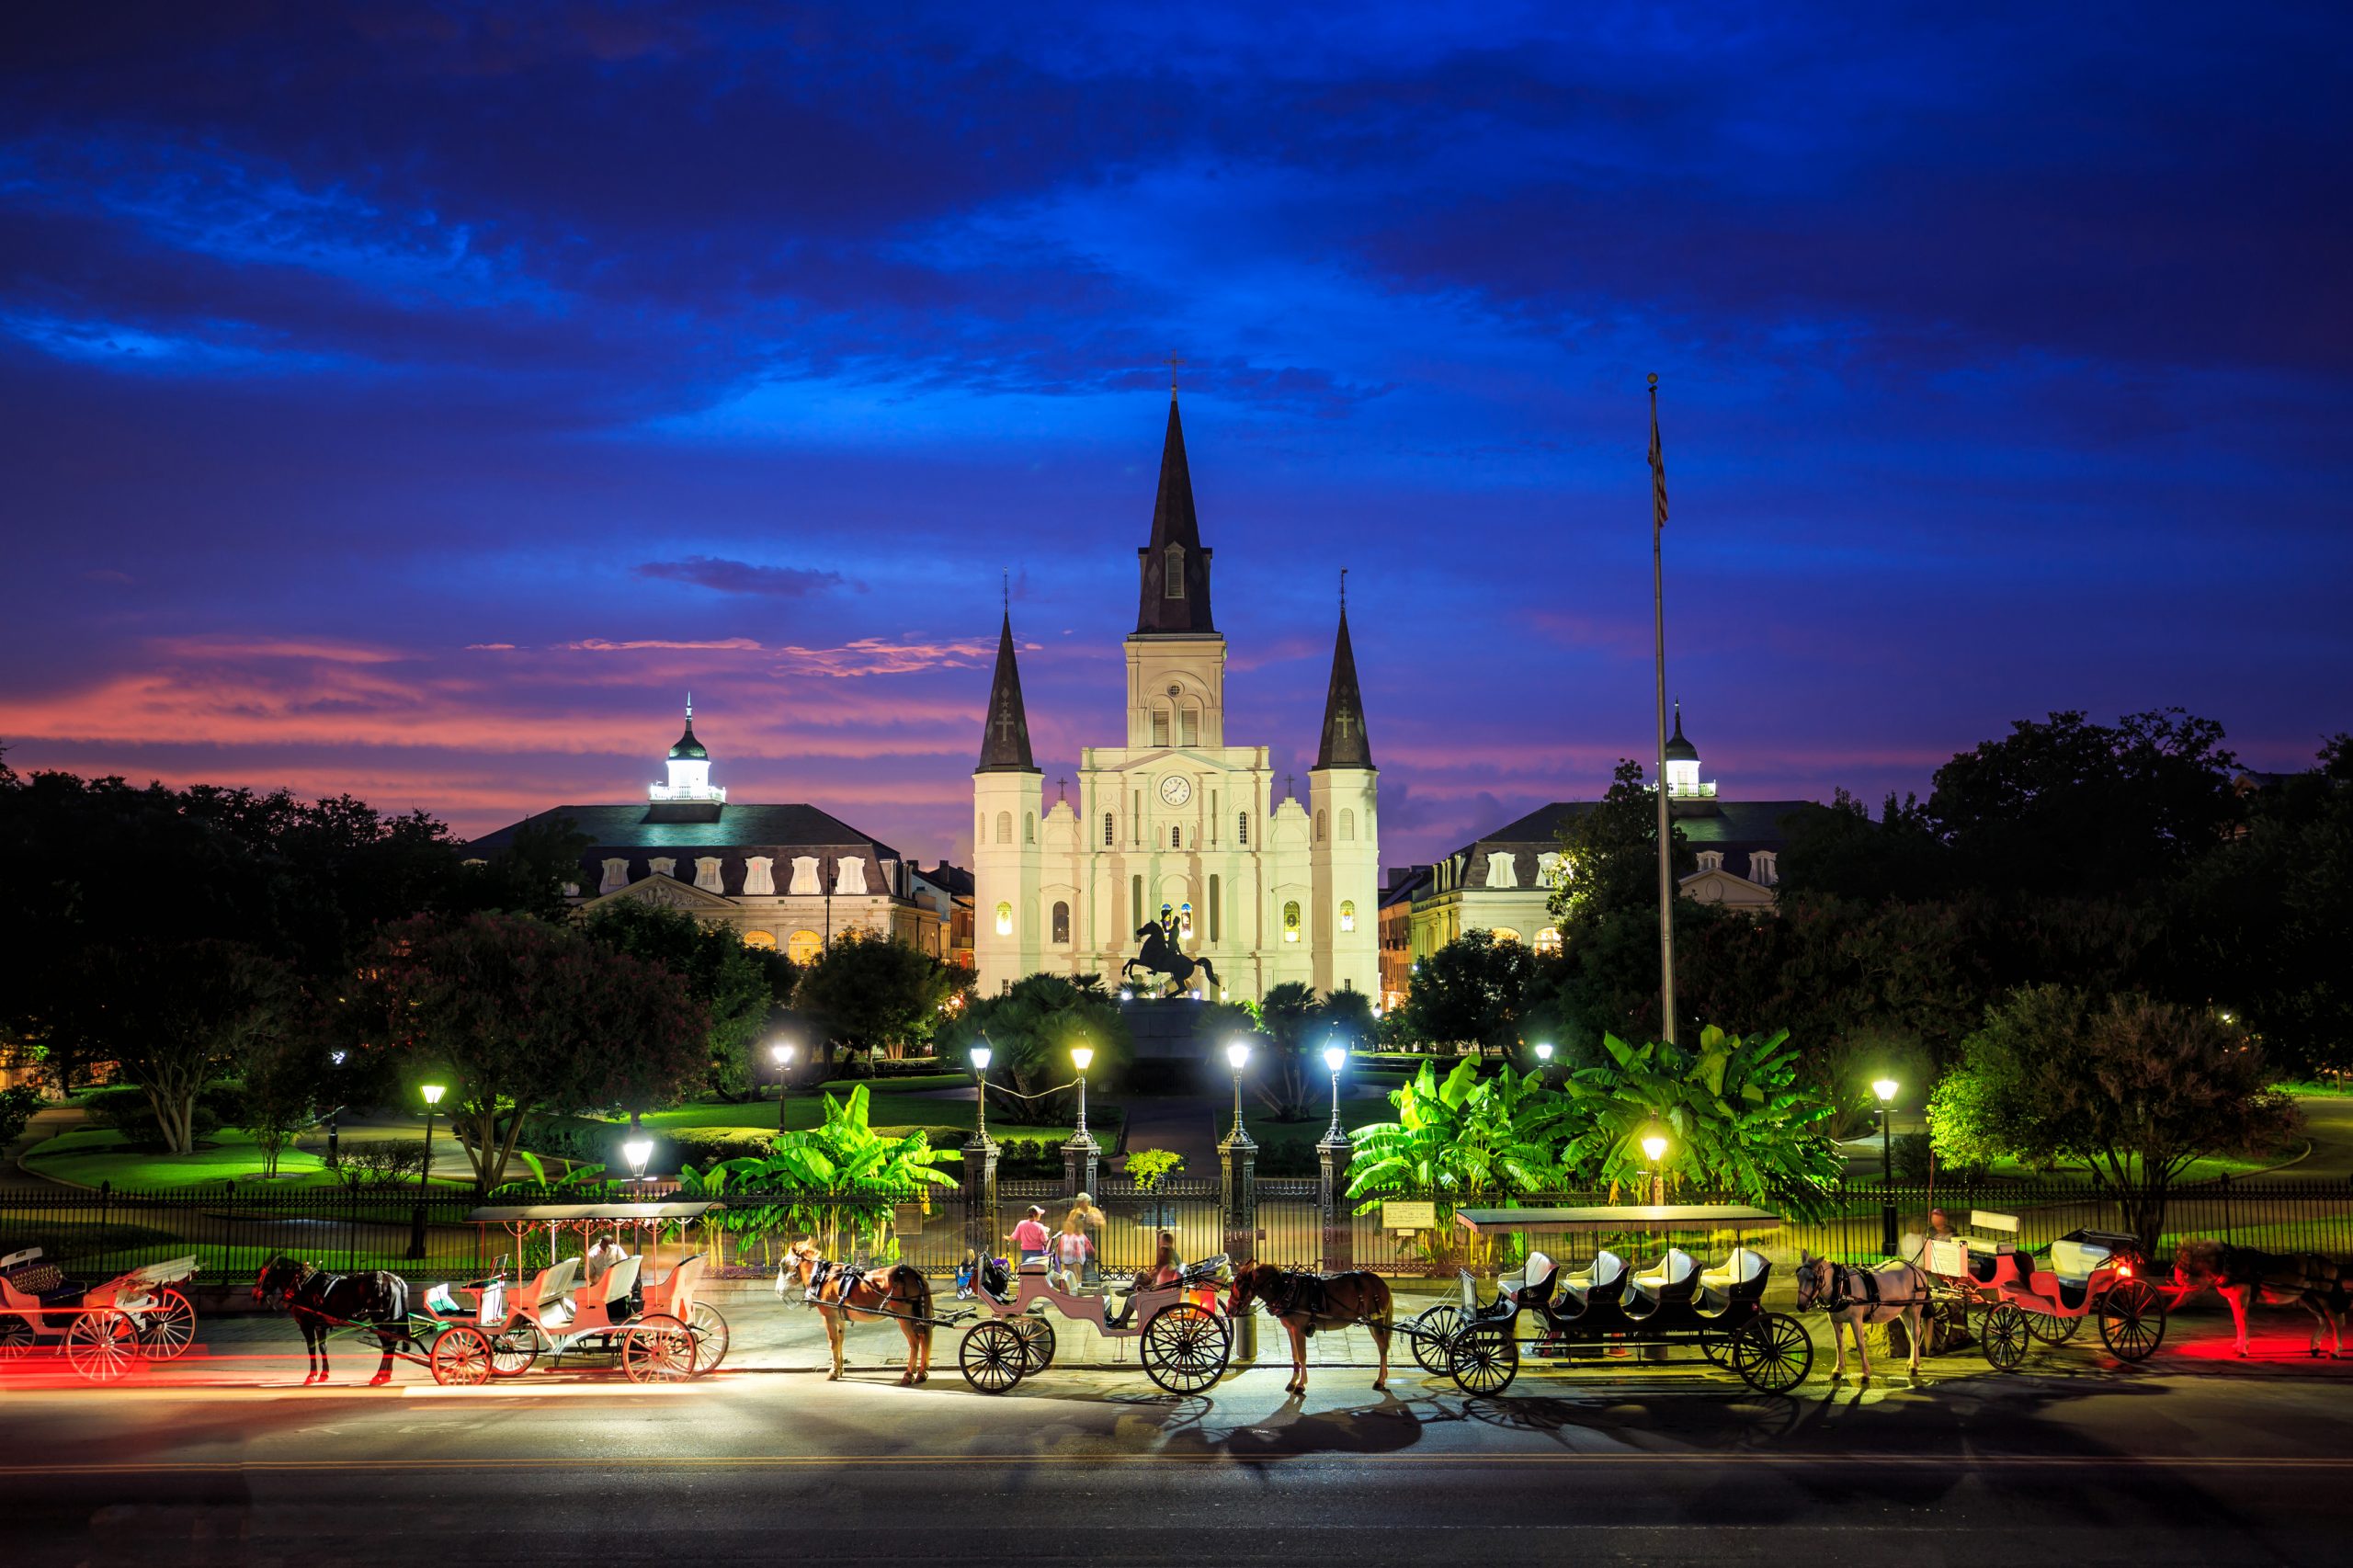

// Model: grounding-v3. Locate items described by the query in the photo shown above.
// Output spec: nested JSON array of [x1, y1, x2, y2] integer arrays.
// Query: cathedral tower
[[973, 609, 1042, 986], [1308, 594, 1380, 995]]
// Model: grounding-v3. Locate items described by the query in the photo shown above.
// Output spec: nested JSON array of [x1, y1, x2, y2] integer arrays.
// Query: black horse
[[255, 1256, 412, 1385], [1123, 923, 1222, 997]]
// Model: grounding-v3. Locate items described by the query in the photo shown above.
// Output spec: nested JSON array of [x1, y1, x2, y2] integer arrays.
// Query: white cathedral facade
[[972, 393, 1380, 1004]]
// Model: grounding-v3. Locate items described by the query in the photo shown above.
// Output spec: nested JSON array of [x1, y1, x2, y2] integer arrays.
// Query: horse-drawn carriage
[[1916, 1210, 2166, 1369], [952, 1250, 1233, 1393], [1415, 1207, 1813, 1396], [0, 1247, 199, 1381]]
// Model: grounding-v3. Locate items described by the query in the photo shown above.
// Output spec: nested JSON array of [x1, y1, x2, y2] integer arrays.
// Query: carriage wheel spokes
[[64, 1309, 141, 1382], [488, 1326, 539, 1377], [1011, 1312, 1056, 1373], [687, 1302, 731, 1372], [960, 1319, 1027, 1393], [2097, 1279, 2166, 1362], [430, 1325, 494, 1386], [0, 1312, 38, 1360], [1140, 1303, 1230, 1394], [1409, 1305, 1464, 1374], [1980, 1304, 2032, 1370], [622, 1314, 697, 1382], [2025, 1307, 2085, 1346], [135, 1288, 199, 1360], [1449, 1323, 1518, 1396], [1730, 1312, 1813, 1393], [1698, 1331, 1733, 1368]]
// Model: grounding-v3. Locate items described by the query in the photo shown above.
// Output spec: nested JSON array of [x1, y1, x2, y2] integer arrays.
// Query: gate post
[[1318, 1128, 1353, 1272], [962, 1131, 1000, 1262], [1221, 1123, 1258, 1364], [1060, 1130, 1100, 1202]]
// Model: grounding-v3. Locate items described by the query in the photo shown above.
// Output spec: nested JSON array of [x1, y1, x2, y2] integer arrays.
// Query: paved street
[[6, 1303, 2352, 1568]]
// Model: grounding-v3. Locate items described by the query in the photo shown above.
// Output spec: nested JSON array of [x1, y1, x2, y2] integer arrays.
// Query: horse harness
[[1821, 1260, 1929, 1315], [1260, 1268, 1348, 1323]]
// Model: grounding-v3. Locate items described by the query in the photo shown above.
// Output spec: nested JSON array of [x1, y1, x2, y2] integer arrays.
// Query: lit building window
[[1178, 901, 1194, 941], [743, 930, 777, 949], [1051, 901, 1071, 944], [788, 930, 823, 964], [1283, 901, 1302, 942], [995, 901, 1013, 936], [1491, 927, 1523, 945], [1339, 900, 1357, 933], [1535, 926, 1563, 955]]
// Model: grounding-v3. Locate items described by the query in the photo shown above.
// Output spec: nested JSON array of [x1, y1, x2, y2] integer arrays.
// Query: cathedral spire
[[1135, 392, 1216, 634], [976, 609, 1040, 774], [1314, 597, 1374, 770]]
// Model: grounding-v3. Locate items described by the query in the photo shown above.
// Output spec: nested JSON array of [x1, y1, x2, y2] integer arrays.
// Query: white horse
[[1793, 1252, 1927, 1381]]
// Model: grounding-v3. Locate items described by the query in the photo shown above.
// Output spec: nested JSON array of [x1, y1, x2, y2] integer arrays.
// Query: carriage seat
[[1558, 1250, 1626, 1309], [524, 1257, 582, 1327], [1496, 1253, 1559, 1311], [0, 1249, 82, 1309], [1696, 1247, 1768, 1312], [586, 1254, 642, 1316], [1625, 1249, 1697, 1311]]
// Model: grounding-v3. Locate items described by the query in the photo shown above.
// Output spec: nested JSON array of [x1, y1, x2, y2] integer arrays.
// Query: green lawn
[[21, 1128, 468, 1193]]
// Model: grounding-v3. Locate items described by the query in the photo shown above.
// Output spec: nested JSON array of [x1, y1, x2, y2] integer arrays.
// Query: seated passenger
[[585, 1233, 629, 1287], [1107, 1232, 1182, 1326]]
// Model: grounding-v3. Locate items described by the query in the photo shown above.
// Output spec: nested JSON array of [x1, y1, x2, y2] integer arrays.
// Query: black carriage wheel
[[2097, 1278, 2167, 1362], [688, 1302, 731, 1372], [0, 1312, 39, 1359], [488, 1327, 539, 1377], [960, 1320, 1027, 1393], [623, 1314, 697, 1382], [1981, 1305, 2031, 1370], [64, 1309, 141, 1383], [430, 1325, 494, 1386], [1699, 1329, 1733, 1368], [1731, 1312, 1813, 1394], [1011, 1312, 1056, 1373], [1141, 1303, 1231, 1394], [2025, 1308, 2084, 1346], [1449, 1323, 1519, 1396], [136, 1288, 198, 1360], [1409, 1305, 1465, 1374]]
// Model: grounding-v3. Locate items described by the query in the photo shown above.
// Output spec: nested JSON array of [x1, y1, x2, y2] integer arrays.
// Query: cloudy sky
[[3, 2, 2347, 867]]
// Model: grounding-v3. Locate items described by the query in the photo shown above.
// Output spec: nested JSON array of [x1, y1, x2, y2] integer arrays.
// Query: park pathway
[[1113, 1092, 1222, 1176]]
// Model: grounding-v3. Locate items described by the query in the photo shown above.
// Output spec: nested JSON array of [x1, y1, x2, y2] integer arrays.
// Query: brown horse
[[1227, 1262, 1392, 1393], [776, 1239, 936, 1384], [2171, 1237, 2350, 1358]]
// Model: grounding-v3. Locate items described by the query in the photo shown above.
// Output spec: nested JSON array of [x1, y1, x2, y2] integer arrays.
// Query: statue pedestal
[[1120, 995, 1211, 1062]]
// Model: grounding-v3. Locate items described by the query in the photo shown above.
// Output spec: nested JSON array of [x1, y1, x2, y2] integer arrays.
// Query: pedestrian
[[1010, 1205, 1051, 1269], [1063, 1194, 1106, 1288]]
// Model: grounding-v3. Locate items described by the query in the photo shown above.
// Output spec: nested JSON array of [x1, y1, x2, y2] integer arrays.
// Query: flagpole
[[1649, 374, 1677, 1046]]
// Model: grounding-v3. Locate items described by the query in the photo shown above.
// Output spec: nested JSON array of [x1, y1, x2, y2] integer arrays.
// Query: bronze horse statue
[[1123, 923, 1221, 998], [1228, 1262, 1393, 1393], [776, 1238, 937, 1383]]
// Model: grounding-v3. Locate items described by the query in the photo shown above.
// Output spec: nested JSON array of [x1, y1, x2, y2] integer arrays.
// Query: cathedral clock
[[1158, 774, 1192, 806]]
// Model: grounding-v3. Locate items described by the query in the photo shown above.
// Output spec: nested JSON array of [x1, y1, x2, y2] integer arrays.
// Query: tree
[[1551, 1025, 1842, 1211], [938, 972, 1130, 1125], [1251, 983, 1321, 1120], [354, 913, 710, 1190], [585, 900, 798, 1098], [1345, 1057, 1572, 1203], [793, 930, 957, 1070], [1396, 929, 1558, 1059], [1779, 789, 1954, 903], [1930, 985, 2302, 1252], [41, 940, 292, 1154], [1548, 759, 1694, 936], [232, 991, 334, 1178]]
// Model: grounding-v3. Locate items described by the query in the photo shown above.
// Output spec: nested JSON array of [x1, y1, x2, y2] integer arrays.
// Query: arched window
[[1178, 902, 1194, 941], [742, 929, 777, 949], [1152, 707, 1170, 746], [1534, 927, 1563, 955], [1238, 812, 1249, 846], [1339, 900, 1356, 933], [995, 810, 1013, 845], [1024, 812, 1035, 844], [1339, 808, 1355, 841], [1490, 926, 1523, 945], [787, 930, 823, 964], [1282, 901, 1302, 942], [1103, 812, 1115, 846], [1179, 705, 1199, 746], [1051, 901, 1071, 944], [1165, 542, 1186, 597], [1315, 809, 1327, 841], [1170, 824, 1182, 849], [994, 901, 1013, 937]]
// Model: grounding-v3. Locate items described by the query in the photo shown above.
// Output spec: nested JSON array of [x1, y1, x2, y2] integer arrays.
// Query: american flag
[[1648, 383, 1668, 530]]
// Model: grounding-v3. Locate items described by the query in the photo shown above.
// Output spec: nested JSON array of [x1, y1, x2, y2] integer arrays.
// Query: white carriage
[[0, 1246, 200, 1381]]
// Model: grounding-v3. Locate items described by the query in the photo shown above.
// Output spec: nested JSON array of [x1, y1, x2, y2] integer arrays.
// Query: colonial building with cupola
[[469, 699, 946, 963], [972, 392, 1380, 1002]]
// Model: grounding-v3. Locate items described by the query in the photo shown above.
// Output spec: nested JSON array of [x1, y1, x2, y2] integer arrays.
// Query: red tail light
[[2117, 1262, 2132, 1278]]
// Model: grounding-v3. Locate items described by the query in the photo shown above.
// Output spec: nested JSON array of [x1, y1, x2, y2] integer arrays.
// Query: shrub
[[327, 1139, 428, 1187], [1891, 1131, 1934, 1182], [0, 1084, 46, 1148], [82, 1083, 239, 1149]]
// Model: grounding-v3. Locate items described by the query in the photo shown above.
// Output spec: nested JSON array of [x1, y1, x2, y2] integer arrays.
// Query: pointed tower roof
[[1664, 699, 1699, 762], [667, 694, 708, 761], [976, 612, 1040, 773], [1134, 393, 1216, 634], [1314, 600, 1374, 770]]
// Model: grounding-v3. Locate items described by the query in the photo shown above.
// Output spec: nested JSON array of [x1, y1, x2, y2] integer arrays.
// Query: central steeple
[[1134, 392, 1216, 634]]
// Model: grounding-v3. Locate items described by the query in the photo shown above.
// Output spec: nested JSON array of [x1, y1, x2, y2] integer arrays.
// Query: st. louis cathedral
[[972, 392, 1379, 1003]]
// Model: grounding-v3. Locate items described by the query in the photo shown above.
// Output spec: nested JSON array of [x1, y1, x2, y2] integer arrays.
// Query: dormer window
[[1694, 850, 1724, 874], [1165, 543, 1186, 597], [1750, 850, 1779, 887]]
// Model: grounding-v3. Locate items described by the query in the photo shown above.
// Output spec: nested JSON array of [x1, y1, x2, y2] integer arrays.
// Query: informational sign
[[894, 1203, 925, 1236], [1382, 1200, 1438, 1232]]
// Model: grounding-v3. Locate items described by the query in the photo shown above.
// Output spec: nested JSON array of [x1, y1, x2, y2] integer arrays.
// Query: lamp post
[[1533, 1040, 1553, 1085], [1071, 1045, 1095, 1142], [326, 1050, 347, 1166], [971, 1044, 993, 1142], [1641, 1131, 1668, 1209], [771, 1040, 796, 1132], [1321, 1043, 1347, 1144], [406, 1082, 445, 1260], [1872, 1076, 1900, 1256], [623, 1113, 654, 1197], [1224, 1040, 1254, 1148]]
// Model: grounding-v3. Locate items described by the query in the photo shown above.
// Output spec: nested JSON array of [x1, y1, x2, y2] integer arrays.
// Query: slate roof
[[1437, 799, 1822, 890], [1313, 606, 1375, 770], [468, 803, 909, 899], [1134, 394, 1217, 634], [975, 611, 1040, 773]]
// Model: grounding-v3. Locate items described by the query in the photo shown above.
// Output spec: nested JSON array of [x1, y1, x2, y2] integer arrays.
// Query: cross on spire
[[1165, 352, 1186, 393], [1339, 568, 1347, 611], [1284, 772, 1296, 801]]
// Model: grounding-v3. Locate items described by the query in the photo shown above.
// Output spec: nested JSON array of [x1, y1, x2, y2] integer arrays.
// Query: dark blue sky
[[3, 2, 2347, 867]]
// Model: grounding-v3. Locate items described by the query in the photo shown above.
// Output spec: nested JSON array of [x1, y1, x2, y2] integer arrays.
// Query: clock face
[[1158, 774, 1193, 806]]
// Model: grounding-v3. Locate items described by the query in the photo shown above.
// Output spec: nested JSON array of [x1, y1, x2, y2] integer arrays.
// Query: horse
[[1227, 1262, 1392, 1394], [1122, 924, 1221, 999], [2170, 1237, 2350, 1358], [1793, 1252, 1927, 1381], [254, 1256, 411, 1386], [776, 1239, 936, 1384]]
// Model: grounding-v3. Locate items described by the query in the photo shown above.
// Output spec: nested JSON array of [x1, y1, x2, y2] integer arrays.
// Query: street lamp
[[1070, 1045, 1095, 1142], [1224, 1040, 1253, 1146], [770, 1040, 796, 1132], [1322, 1043, 1347, 1144], [622, 1113, 654, 1195], [1533, 1041, 1554, 1083], [1872, 1076, 1900, 1256], [971, 1044, 993, 1142], [1640, 1131, 1668, 1208], [325, 1050, 347, 1166], [418, 1083, 445, 1192]]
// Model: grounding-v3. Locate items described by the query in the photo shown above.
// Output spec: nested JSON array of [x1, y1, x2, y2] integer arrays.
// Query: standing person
[[1010, 1206, 1051, 1268], [1063, 1194, 1106, 1288]]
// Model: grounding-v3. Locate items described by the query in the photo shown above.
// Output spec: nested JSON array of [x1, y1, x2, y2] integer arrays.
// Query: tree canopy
[[584, 899, 797, 1098], [1547, 758, 1693, 935], [939, 971, 1129, 1125], [792, 929, 958, 1069]]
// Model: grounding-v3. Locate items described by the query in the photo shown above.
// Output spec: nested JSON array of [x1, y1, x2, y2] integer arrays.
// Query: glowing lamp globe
[[771, 1040, 795, 1067], [1872, 1077, 1900, 1105], [622, 1137, 653, 1178], [420, 1084, 445, 1108], [971, 1045, 992, 1073], [1534, 1042, 1554, 1063], [1640, 1134, 1668, 1165], [1226, 1040, 1252, 1073], [1323, 1045, 1346, 1074], [1071, 1046, 1095, 1073]]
